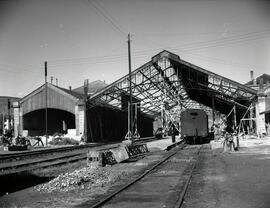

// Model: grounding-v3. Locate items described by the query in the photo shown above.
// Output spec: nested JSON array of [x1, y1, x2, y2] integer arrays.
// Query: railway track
[[0, 143, 103, 163], [174, 145, 202, 208], [83, 143, 202, 208], [0, 137, 157, 176], [0, 144, 104, 176]]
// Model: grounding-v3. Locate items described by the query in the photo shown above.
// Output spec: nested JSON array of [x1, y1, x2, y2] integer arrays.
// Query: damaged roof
[[88, 50, 257, 118]]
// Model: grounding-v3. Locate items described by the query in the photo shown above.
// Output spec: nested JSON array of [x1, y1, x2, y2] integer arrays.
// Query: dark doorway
[[23, 108, 75, 136]]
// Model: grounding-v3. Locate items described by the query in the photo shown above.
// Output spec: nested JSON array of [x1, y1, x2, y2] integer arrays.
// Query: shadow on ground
[[0, 172, 53, 196]]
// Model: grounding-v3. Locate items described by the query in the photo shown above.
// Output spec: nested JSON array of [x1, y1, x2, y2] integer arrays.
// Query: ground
[[183, 138, 270, 208], [2, 137, 270, 207], [0, 138, 178, 208]]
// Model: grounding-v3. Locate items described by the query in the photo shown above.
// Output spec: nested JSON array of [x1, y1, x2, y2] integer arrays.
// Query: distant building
[[245, 73, 270, 89], [73, 80, 107, 95], [0, 96, 20, 134], [245, 71, 270, 135]]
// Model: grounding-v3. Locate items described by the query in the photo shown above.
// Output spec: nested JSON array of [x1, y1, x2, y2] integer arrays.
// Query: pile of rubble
[[36, 166, 111, 192]]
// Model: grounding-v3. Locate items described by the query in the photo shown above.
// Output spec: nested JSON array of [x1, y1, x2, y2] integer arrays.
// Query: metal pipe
[[45, 61, 48, 146], [7, 99, 11, 131], [84, 79, 89, 142]]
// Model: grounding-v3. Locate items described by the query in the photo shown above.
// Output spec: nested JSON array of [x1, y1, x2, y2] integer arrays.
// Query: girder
[[88, 50, 257, 119]]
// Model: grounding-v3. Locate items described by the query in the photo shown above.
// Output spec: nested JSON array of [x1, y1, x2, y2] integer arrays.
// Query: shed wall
[[21, 86, 77, 115], [87, 106, 153, 142]]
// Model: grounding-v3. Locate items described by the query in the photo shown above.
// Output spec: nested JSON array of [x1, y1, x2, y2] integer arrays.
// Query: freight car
[[180, 109, 209, 144]]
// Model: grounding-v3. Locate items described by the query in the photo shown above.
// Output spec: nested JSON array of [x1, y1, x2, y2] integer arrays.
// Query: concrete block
[[210, 140, 223, 150]]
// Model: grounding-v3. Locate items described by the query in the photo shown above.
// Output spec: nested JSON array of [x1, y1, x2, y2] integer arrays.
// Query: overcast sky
[[0, 0, 269, 97]]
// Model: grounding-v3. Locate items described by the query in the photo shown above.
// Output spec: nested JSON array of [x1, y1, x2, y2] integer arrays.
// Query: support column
[[233, 105, 237, 131], [13, 102, 24, 137], [75, 103, 85, 137], [19, 107, 23, 136], [249, 102, 254, 131], [255, 96, 266, 136], [211, 95, 215, 123], [13, 102, 20, 137]]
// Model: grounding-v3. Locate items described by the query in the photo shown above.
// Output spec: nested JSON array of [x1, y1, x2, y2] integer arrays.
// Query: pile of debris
[[36, 166, 110, 192]]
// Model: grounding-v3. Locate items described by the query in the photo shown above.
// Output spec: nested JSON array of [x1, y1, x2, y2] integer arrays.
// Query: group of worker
[[223, 131, 239, 152]]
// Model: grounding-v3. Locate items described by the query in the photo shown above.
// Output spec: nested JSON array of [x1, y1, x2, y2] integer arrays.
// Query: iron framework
[[88, 50, 257, 120]]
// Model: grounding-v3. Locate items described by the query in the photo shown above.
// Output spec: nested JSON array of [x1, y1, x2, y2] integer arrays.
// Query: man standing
[[266, 122, 270, 135]]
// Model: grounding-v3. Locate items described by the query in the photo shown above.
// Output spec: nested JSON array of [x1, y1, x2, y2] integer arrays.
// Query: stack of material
[[36, 166, 110, 192], [87, 145, 130, 167]]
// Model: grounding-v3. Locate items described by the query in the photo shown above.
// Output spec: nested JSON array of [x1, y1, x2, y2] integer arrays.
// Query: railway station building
[[86, 50, 263, 139], [12, 50, 269, 142], [13, 80, 107, 139]]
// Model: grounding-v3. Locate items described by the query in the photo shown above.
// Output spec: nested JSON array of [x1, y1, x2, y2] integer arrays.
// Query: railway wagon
[[180, 109, 209, 144]]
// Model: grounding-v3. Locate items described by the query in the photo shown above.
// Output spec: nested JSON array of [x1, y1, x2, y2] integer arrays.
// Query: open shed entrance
[[23, 108, 75, 136]]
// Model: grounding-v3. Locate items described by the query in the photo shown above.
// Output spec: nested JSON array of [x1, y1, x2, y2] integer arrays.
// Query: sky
[[0, 0, 269, 97]]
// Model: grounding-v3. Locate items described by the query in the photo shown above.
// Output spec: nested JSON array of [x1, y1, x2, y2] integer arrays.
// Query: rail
[[0, 137, 157, 175], [89, 140, 186, 208]]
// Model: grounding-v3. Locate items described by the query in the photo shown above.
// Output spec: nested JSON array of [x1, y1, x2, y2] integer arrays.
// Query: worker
[[170, 125, 176, 143], [266, 122, 270, 135], [223, 131, 228, 152], [232, 132, 239, 151]]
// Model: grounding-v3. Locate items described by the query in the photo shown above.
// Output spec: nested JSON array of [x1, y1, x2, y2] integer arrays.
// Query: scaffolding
[[237, 104, 257, 136]]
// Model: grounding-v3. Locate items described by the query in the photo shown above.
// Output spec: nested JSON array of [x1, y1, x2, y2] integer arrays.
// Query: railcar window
[[190, 112, 198, 116]]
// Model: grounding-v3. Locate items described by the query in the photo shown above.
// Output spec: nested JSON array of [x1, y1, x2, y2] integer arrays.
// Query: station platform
[[210, 135, 270, 150], [146, 136, 182, 151]]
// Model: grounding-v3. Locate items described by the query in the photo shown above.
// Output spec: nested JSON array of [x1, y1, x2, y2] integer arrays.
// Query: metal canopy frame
[[88, 50, 257, 119]]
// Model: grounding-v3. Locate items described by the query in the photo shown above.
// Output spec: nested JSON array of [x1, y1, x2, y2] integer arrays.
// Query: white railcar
[[180, 109, 209, 144]]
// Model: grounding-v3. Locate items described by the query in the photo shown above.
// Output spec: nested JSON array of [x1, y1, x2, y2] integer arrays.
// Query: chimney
[[250, 70, 256, 85], [69, 86, 72, 91], [84, 79, 89, 96], [56, 78, 58, 86], [50, 76, 53, 84], [259, 78, 264, 89]]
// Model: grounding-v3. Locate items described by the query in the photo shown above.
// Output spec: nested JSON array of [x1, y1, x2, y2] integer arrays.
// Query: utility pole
[[45, 61, 48, 146], [84, 79, 89, 143], [128, 33, 133, 139], [7, 99, 11, 131], [124, 33, 133, 142], [2, 111, 4, 134]]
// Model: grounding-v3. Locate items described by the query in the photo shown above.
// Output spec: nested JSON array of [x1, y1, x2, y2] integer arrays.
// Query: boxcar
[[180, 109, 209, 144]]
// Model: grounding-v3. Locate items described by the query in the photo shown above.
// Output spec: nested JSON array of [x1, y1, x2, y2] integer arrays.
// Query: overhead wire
[[86, 0, 127, 40], [1, 29, 269, 75], [45, 29, 270, 67], [167, 29, 270, 52], [92, 0, 127, 35], [179, 50, 266, 70]]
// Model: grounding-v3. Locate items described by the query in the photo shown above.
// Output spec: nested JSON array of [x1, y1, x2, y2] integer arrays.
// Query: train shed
[[12, 80, 108, 138], [88, 50, 258, 140], [13, 83, 84, 137], [11, 50, 260, 142]]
